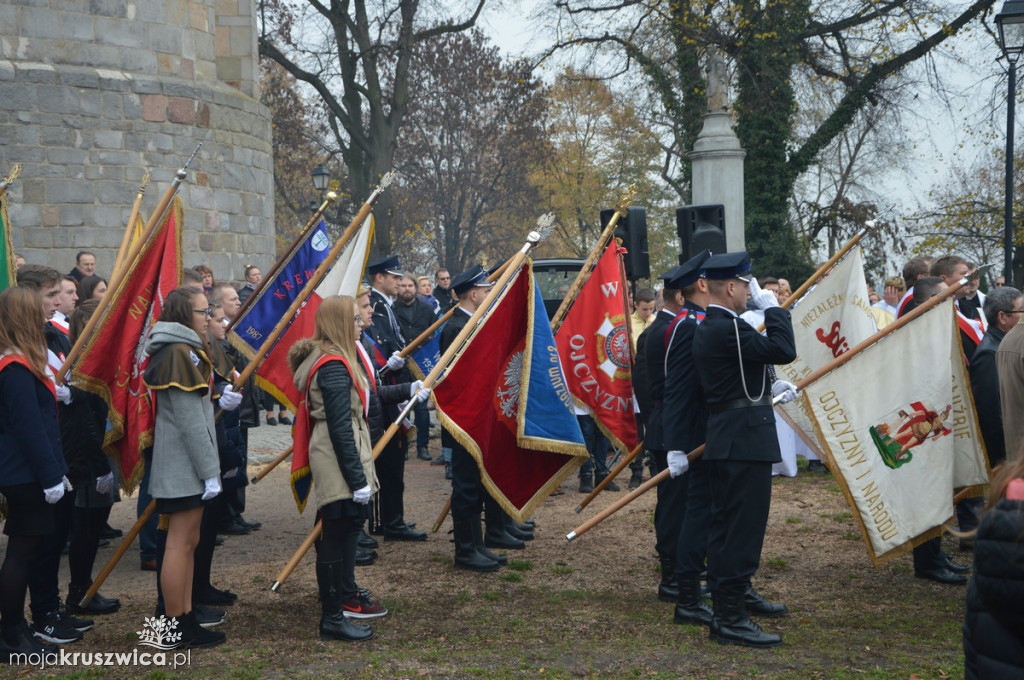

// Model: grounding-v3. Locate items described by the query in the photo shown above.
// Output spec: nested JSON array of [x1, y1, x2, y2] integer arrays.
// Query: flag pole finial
[[1, 163, 23, 189], [613, 183, 638, 218]]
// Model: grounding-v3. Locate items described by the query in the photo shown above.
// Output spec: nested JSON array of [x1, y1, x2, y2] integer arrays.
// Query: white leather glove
[[386, 351, 405, 371], [223, 467, 239, 479], [95, 471, 114, 494], [43, 481, 65, 504], [62, 475, 73, 492], [352, 484, 372, 505], [772, 379, 798, 404], [667, 451, 690, 478], [56, 384, 72, 405], [201, 475, 222, 501], [749, 278, 780, 311], [218, 384, 243, 411], [410, 380, 431, 402]]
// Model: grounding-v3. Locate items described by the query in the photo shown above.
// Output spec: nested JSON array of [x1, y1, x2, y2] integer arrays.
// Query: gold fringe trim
[[1, 195, 14, 288], [253, 374, 298, 416], [291, 465, 312, 514]]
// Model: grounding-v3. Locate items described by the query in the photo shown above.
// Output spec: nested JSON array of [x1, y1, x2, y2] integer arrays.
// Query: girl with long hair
[[142, 286, 224, 649], [289, 295, 385, 642], [0, 287, 69, 662]]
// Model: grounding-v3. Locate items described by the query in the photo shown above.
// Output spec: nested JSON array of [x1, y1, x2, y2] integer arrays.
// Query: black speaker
[[601, 206, 650, 280], [676, 204, 726, 264]]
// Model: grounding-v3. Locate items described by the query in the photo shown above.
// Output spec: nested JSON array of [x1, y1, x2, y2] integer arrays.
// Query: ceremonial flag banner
[[407, 329, 442, 380], [248, 215, 373, 413], [433, 263, 589, 522], [554, 242, 638, 453], [777, 247, 877, 450], [801, 303, 990, 565], [0, 193, 15, 290], [72, 197, 183, 492]]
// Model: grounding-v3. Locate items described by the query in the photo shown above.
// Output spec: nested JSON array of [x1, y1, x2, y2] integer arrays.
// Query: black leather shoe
[[383, 525, 427, 541], [355, 547, 377, 566], [99, 524, 123, 539], [218, 520, 251, 536], [431, 454, 446, 466], [806, 460, 828, 473], [941, 552, 971, 574], [278, 414, 292, 425], [710, 591, 782, 648], [195, 586, 239, 606], [266, 416, 277, 426], [238, 516, 262, 531], [67, 588, 121, 615], [417, 447, 432, 461], [628, 470, 643, 490], [674, 576, 712, 626], [444, 461, 453, 480], [744, 587, 788, 618], [358, 530, 378, 550], [914, 567, 967, 585]]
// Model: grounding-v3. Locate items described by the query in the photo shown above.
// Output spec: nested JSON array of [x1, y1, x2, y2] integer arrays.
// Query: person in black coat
[[394, 275, 438, 461], [0, 286, 70, 661], [688, 252, 797, 648], [963, 458, 1024, 679]]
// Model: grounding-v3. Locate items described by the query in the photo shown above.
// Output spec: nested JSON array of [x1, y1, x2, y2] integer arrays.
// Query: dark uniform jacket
[[394, 296, 437, 347], [640, 308, 676, 451], [969, 327, 1006, 467], [963, 496, 1024, 680], [692, 305, 796, 462], [369, 289, 405, 359], [661, 302, 708, 453], [357, 335, 412, 444], [439, 306, 470, 451], [433, 285, 456, 313]]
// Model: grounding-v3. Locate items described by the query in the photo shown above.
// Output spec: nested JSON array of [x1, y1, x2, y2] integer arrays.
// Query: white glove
[[667, 451, 690, 478], [62, 475, 73, 492], [95, 472, 114, 494], [218, 384, 243, 411], [201, 475, 222, 501], [410, 380, 430, 403], [43, 481, 65, 504], [749, 278, 780, 311], [56, 384, 72, 405], [386, 352, 405, 371], [223, 467, 239, 479], [352, 484, 372, 505], [772, 379, 798, 404]]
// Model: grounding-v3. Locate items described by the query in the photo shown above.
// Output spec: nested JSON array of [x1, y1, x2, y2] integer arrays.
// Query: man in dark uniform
[[439, 266, 510, 571], [395, 275, 439, 461], [365, 255, 424, 541], [688, 252, 797, 648], [658, 251, 713, 625], [634, 262, 688, 603]]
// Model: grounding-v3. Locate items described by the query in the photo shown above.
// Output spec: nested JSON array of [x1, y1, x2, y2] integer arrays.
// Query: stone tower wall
[[0, 0, 274, 283]]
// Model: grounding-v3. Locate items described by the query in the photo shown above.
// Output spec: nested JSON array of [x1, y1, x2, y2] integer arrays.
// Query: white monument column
[[688, 47, 746, 252]]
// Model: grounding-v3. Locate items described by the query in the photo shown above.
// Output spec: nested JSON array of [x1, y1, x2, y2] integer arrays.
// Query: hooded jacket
[[143, 321, 220, 500], [290, 339, 377, 509]]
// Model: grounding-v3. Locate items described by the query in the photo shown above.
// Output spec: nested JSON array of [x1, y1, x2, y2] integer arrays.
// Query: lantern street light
[[996, 0, 1024, 286]]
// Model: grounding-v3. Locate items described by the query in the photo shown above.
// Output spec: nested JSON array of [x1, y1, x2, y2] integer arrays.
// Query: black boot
[[355, 546, 377, 566], [357, 527, 378, 550], [673, 575, 713, 626], [628, 468, 643, 490], [709, 589, 782, 648], [472, 518, 507, 566], [578, 469, 594, 494], [444, 461, 453, 480], [744, 586, 789, 618], [176, 611, 226, 649], [504, 513, 534, 542], [316, 561, 373, 641], [454, 519, 500, 572], [658, 557, 679, 602], [484, 501, 524, 550], [595, 472, 620, 492], [382, 517, 426, 542]]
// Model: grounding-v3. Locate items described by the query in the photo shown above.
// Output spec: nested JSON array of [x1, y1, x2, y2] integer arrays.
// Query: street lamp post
[[310, 163, 330, 212], [997, 0, 1024, 286]]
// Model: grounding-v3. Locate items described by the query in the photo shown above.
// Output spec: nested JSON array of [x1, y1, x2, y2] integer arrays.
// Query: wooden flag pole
[[271, 218, 556, 591], [230, 193, 340, 329], [784, 228, 867, 309], [57, 146, 201, 385], [233, 174, 394, 394], [80, 499, 156, 608], [575, 442, 644, 513], [111, 173, 152, 278], [432, 498, 452, 533], [550, 185, 636, 334], [565, 277, 969, 541], [0, 163, 23, 198], [251, 445, 293, 484]]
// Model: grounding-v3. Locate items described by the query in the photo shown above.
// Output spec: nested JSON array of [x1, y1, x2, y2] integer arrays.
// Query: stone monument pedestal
[[689, 110, 746, 253]]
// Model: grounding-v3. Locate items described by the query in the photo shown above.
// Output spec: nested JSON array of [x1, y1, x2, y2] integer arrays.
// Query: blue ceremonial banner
[[407, 328, 443, 380], [228, 220, 332, 359], [519, 277, 585, 447]]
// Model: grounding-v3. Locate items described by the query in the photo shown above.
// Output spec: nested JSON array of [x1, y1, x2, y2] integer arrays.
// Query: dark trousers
[[28, 493, 73, 618], [651, 450, 687, 561], [705, 459, 773, 596], [414, 400, 430, 450], [318, 514, 361, 600], [675, 457, 711, 578], [912, 537, 944, 572], [68, 505, 110, 590], [578, 415, 610, 477], [224, 427, 249, 522], [629, 413, 646, 473], [138, 452, 159, 562], [450, 445, 483, 522], [374, 431, 408, 526]]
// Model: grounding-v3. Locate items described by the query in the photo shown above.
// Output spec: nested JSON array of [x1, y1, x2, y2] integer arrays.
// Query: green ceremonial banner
[[0, 196, 15, 290]]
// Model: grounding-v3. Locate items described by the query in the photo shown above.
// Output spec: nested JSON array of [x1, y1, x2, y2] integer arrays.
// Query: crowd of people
[[1, 246, 1022, 667]]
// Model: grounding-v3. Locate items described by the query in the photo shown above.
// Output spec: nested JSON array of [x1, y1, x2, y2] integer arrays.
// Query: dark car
[[533, 257, 586, 320]]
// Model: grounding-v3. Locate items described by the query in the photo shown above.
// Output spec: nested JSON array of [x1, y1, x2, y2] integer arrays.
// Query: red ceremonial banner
[[555, 242, 639, 454], [433, 264, 587, 521], [73, 198, 183, 493]]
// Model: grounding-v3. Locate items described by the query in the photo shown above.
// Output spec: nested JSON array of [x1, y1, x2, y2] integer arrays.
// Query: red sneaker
[[342, 593, 388, 619]]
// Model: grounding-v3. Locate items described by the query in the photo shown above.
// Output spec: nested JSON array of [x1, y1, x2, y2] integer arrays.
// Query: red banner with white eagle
[[554, 242, 639, 454], [72, 198, 183, 493]]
